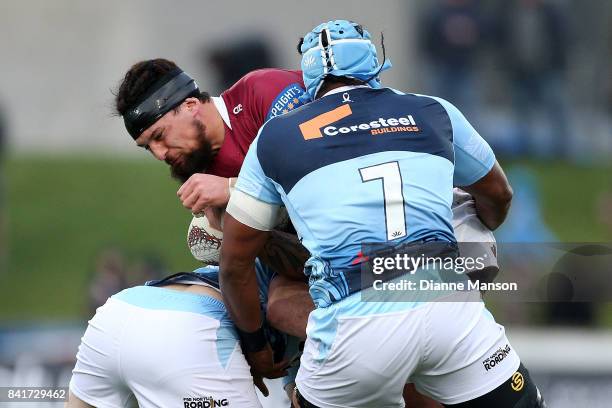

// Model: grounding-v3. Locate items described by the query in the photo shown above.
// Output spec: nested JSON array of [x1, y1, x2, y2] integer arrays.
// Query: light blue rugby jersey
[[145, 261, 276, 310], [235, 86, 495, 307]]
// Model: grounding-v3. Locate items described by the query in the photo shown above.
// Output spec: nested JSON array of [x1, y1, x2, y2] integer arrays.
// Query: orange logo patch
[[299, 104, 353, 140]]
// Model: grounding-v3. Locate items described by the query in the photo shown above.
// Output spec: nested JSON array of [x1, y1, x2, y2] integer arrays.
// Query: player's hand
[[203, 206, 224, 231], [252, 372, 269, 396], [246, 344, 289, 380], [177, 174, 230, 213], [291, 387, 300, 407], [284, 381, 296, 402]]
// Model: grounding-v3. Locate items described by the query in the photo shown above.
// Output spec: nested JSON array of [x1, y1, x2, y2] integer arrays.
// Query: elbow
[[500, 183, 513, 211], [463, 162, 514, 231], [490, 183, 513, 230]]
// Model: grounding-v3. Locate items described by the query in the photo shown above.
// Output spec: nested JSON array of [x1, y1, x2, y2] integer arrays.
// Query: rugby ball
[[187, 214, 223, 265], [186, 207, 290, 264]]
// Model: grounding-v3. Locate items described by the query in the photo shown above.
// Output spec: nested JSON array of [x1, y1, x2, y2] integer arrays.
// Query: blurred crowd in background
[[202, 0, 611, 162], [86, 248, 166, 316], [421, 0, 573, 158]]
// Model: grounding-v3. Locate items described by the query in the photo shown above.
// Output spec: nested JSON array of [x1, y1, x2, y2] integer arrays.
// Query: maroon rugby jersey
[[206, 69, 306, 177]]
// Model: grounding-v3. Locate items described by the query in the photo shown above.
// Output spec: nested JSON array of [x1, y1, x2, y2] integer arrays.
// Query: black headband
[[123, 69, 200, 139]]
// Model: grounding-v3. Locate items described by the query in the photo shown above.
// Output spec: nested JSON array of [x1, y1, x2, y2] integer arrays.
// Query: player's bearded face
[[169, 119, 215, 183]]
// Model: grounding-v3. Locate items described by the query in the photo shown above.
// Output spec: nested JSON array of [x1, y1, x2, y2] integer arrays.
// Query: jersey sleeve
[[431, 96, 495, 186], [245, 69, 306, 122], [226, 132, 283, 231], [233, 133, 283, 204]]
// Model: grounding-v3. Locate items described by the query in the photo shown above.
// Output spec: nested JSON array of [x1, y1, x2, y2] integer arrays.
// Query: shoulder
[[387, 88, 452, 108], [409, 92, 461, 115], [224, 69, 305, 108], [253, 100, 311, 157], [375, 88, 456, 125], [375, 87, 448, 110], [238, 68, 304, 88]]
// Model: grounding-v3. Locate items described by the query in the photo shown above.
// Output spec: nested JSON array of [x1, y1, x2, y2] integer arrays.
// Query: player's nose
[[149, 142, 167, 161]]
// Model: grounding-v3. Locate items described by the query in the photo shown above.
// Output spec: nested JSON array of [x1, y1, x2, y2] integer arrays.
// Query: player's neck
[[316, 79, 368, 99], [316, 81, 349, 99], [202, 100, 226, 150]]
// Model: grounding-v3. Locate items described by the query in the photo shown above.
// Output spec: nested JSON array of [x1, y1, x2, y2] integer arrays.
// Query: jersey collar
[[212, 96, 232, 130], [321, 85, 371, 98]]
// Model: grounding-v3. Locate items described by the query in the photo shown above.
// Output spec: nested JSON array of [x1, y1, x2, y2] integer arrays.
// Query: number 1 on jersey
[[359, 161, 407, 241]]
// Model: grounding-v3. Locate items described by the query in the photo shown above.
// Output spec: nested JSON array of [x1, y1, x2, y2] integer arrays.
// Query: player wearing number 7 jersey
[[220, 20, 546, 408]]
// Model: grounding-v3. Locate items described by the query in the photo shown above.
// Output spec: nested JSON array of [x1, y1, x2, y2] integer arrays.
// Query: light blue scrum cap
[[299, 20, 392, 100]]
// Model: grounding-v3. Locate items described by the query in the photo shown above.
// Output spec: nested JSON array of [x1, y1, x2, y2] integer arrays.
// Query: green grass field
[[0, 155, 610, 321], [1, 155, 195, 320]]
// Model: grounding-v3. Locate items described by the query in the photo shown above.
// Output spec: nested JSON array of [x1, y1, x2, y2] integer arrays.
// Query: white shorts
[[296, 292, 520, 407], [69, 286, 261, 408]]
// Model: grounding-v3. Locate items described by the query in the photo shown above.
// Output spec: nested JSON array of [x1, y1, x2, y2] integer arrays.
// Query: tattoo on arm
[[258, 230, 309, 281]]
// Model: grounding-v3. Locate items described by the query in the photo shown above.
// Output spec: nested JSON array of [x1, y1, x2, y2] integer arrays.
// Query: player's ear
[[182, 97, 200, 115]]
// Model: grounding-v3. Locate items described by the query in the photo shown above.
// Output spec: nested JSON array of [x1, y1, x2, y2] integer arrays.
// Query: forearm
[[471, 192, 512, 230], [462, 161, 513, 231], [219, 259, 263, 332], [266, 275, 312, 338], [219, 214, 270, 332]]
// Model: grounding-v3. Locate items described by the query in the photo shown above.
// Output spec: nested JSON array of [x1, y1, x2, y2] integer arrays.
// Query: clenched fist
[[177, 173, 231, 213]]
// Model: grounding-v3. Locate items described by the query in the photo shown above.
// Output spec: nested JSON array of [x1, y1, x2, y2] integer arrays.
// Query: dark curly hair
[[114, 58, 210, 116]]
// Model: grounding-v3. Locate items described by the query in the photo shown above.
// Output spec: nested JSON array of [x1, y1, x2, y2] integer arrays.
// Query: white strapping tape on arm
[[226, 189, 280, 231]]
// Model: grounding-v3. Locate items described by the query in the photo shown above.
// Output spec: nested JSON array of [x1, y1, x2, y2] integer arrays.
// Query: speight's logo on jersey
[[183, 396, 228, 407], [299, 105, 420, 140], [482, 344, 512, 372], [266, 83, 306, 120]]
